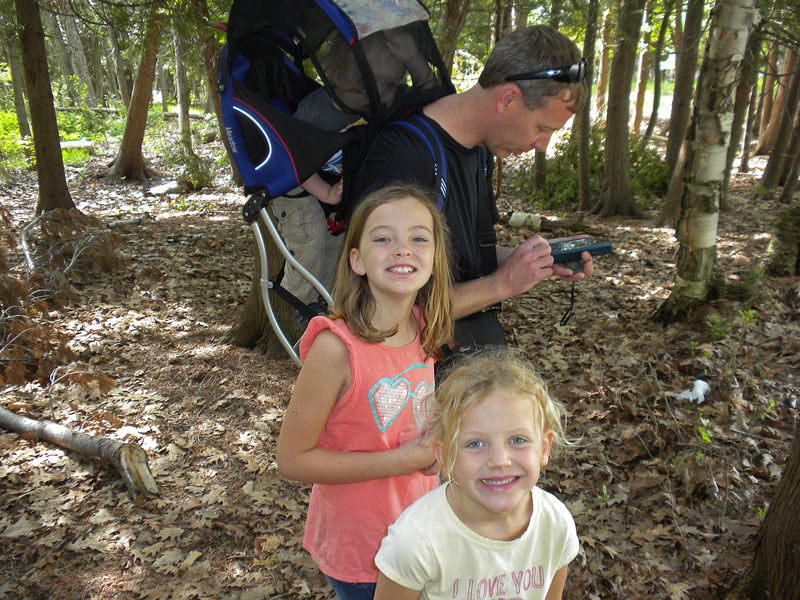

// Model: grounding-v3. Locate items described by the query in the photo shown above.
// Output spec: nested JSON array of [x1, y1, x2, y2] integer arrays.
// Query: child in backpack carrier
[[271, 28, 436, 328]]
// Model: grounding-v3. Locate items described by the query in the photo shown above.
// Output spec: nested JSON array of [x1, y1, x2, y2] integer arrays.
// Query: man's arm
[[454, 235, 593, 320]]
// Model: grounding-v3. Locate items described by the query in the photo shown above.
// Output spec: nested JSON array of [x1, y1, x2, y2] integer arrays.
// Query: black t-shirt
[[354, 112, 506, 350], [354, 112, 498, 285]]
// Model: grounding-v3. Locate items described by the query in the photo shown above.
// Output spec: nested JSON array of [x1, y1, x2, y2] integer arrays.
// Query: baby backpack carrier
[[218, 0, 455, 364]]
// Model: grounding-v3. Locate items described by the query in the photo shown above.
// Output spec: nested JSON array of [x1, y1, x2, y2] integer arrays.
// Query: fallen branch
[[0, 406, 160, 506]]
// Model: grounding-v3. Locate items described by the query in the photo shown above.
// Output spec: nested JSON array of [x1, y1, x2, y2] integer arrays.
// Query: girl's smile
[[350, 196, 435, 299], [444, 391, 553, 540]]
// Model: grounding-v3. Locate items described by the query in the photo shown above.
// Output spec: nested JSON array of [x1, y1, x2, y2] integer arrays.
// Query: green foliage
[[706, 314, 733, 341], [163, 140, 216, 192], [504, 124, 670, 211], [0, 111, 28, 169], [61, 147, 91, 166]]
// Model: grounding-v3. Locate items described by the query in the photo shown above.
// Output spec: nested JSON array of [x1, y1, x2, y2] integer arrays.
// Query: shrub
[[504, 123, 670, 211]]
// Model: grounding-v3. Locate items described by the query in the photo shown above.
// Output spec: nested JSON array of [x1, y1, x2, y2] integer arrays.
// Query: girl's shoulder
[[299, 316, 351, 362]]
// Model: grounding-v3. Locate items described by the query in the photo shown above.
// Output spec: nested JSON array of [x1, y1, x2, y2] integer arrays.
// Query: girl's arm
[[544, 566, 568, 600], [374, 573, 422, 600], [300, 174, 343, 205], [276, 330, 436, 484]]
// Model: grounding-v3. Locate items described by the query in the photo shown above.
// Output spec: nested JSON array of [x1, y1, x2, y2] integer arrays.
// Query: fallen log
[[0, 405, 160, 506]]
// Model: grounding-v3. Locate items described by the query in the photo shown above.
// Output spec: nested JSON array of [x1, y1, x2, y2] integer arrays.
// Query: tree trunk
[[721, 26, 761, 209], [533, 0, 562, 189], [106, 6, 162, 181], [665, 0, 704, 175], [595, 8, 613, 118], [224, 216, 301, 358], [579, 0, 599, 211], [762, 200, 800, 275], [756, 44, 780, 143], [756, 50, 795, 156], [740, 80, 759, 172], [58, 9, 97, 108], [654, 143, 686, 228], [42, 8, 78, 106], [737, 429, 800, 597], [643, 0, 673, 141], [189, 0, 242, 185], [0, 405, 160, 507], [632, 2, 652, 134], [174, 25, 193, 154], [15, 0, 75, 214], [778, 145, 800, 206], [595, 0, 645, 217], [109, 26, 131, 107], [6, 31, 31, 138], [514, 0, 532, 30], [759, 56, 800, 190], [439, 0, 472, 75], [653, 0, 759, 325], [780, 108, 800, 187]]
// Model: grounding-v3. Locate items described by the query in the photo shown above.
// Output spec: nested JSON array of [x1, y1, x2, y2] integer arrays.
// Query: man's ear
[[350, 247, 365, 276], [496, 84, 522, 113]]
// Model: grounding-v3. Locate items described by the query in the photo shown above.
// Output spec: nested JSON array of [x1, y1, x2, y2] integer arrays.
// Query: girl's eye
[[413, 236, 430, 243], [373, 236, 390, 243], [465, 440, 484, 450], [510, 436, 528, 445]]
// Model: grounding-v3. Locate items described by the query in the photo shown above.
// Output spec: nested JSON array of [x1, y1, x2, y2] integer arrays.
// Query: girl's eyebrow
[[367, 224, 433, 234]]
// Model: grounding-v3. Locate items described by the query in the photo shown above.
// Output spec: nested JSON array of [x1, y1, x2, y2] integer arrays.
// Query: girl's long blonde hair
[[330, 182, 454, 358]]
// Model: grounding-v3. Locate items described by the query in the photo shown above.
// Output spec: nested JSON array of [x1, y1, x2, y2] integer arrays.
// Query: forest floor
[[0, 135, 798, 600]]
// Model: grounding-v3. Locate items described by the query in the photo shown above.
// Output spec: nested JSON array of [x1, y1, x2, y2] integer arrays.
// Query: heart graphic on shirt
[[369, 376, 411, 432], [412, 381, 434, 432]]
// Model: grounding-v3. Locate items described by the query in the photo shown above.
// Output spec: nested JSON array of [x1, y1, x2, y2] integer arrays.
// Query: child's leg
[[271, 195, 334, 304], [324, 575, 376, 600]]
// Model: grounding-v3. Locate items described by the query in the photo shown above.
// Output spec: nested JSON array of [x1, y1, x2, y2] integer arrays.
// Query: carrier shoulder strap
[[391, 115, 496, 277]]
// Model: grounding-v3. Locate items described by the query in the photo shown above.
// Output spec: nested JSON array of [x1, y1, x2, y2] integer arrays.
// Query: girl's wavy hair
[[330, 182, 454, 358], [432, 348, 568, 480]]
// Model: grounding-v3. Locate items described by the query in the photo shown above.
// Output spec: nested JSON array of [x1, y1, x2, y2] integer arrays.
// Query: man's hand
[[493, 234, 556, 298]]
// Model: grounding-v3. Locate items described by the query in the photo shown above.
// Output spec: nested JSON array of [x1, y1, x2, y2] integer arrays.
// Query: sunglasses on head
[[505, 58, 587, 84]]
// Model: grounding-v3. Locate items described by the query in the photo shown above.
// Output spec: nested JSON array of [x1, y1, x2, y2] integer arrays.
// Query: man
[[355, 25, 592, 349]]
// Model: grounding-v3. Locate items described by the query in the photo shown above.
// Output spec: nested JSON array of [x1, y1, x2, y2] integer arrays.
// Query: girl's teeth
[[482, 477, 516, 486], [389, 266, 414, 273]]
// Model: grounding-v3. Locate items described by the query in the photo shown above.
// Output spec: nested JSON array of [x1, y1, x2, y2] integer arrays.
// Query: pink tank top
[[299, 313, 438, 583]]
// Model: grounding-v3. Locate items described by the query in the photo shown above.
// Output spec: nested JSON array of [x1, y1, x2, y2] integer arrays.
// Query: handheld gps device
[[549, 237, 613, 272]]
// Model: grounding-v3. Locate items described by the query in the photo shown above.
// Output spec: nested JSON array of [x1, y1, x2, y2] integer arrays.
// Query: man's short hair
[[479, 25, 587, 113]]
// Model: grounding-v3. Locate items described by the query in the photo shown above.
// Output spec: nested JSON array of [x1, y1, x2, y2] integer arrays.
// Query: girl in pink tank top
[[277, 182, 455, 599]]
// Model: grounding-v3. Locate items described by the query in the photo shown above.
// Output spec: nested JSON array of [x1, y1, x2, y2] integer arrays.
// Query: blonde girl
[[277, 182, 454, 600], [374, 349, 578, 600]]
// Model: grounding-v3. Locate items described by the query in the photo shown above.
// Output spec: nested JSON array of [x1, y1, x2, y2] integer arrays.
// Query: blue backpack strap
[[390, 115, 497, 278], [389, 115, 447, 211]]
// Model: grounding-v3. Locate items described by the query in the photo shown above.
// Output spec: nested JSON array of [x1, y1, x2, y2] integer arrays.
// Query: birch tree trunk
[[653, 0, 759, 325], [42, 9, 78, 106]]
